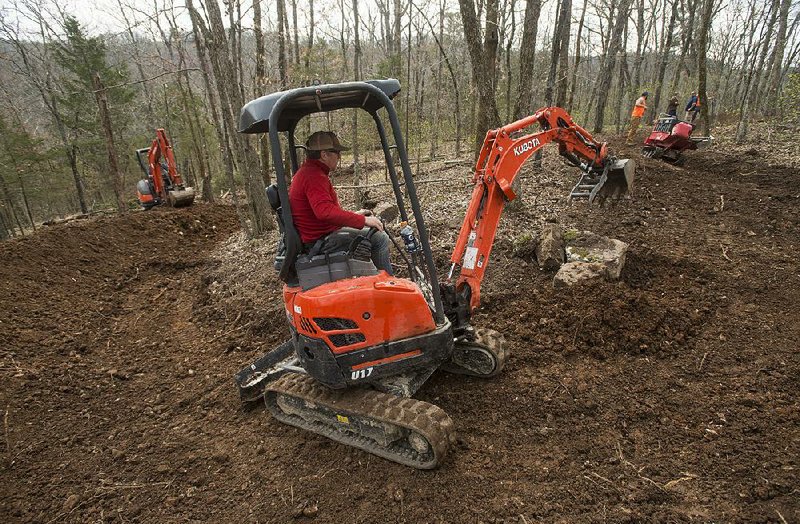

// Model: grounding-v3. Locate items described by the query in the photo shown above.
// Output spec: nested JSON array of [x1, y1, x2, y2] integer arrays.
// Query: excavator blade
[[168, 187, 196, 207]]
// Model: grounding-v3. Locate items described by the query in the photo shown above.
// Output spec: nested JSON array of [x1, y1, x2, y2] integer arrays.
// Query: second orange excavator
[[235, 80, 634, 469], [135, 128, 195, 209]]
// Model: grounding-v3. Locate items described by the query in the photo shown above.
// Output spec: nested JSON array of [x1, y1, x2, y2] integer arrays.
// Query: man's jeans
[[317, 226, 394, 276]]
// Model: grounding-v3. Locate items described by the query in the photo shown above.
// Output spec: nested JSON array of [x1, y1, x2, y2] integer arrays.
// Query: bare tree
[[648, 0, 678, 122], [696, 0, 716, 135], [567, 0, 588, 112], [92, 73, 126, 213], [459, 0, 502, 149], [593, 0, 632, 132]]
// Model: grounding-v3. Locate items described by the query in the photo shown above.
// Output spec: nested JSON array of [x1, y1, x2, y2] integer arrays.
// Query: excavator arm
[[148, 129, 186, 197], [445, 107, 634, 316]]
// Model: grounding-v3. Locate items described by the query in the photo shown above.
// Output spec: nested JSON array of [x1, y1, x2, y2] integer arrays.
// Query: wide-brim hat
[[306, 131, 350, 152]]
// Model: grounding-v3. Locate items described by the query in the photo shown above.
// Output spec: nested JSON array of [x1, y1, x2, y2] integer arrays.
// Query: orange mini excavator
[[135, 129, 195, 209], [235, 80, 634, 469]]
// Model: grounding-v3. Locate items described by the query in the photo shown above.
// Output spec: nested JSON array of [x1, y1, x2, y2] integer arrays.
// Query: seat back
[[265, 184, 296, 283]]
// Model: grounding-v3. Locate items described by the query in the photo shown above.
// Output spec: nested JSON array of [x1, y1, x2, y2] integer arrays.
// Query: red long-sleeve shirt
[[288, 159, 366, 243]]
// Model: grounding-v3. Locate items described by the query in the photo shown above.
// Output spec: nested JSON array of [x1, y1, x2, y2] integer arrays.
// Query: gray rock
[[553, 230, 628, 287], [534, 224, 565, 271], [562, 230, 628, 280], [372, 202, 399, 224], [553, 262, 606, 288]]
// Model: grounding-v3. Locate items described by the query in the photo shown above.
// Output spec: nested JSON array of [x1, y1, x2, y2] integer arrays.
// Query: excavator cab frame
[[239, 79, 447, 325]]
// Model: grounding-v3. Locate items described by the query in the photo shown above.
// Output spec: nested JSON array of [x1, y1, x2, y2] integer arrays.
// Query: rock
[[372, 202, 399, 224], [108, 369, 128, 380], [156, 464, 170, 473], [111, 448, 125, 460], [555, 230, 628, 286], [534, 224, 565, 270], [512, 233, 537, 259], [553, 262, 605, 288], [302, 504, 318, 518], [63, 494, 79, 512]]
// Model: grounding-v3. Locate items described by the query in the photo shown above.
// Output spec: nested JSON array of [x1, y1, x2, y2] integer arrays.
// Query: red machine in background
[[642, 115, 712, 166], [135, 129, 195, 209]]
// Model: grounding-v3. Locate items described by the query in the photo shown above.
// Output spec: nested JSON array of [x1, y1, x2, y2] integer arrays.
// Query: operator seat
[[265, 184, 377, 290]]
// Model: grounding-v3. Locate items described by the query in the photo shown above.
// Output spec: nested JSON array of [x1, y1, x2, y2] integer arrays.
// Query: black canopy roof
[[238, 79, 401, 134]]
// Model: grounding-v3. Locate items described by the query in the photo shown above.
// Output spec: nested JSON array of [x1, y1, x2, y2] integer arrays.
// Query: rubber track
[[265, 373, 455, 469]]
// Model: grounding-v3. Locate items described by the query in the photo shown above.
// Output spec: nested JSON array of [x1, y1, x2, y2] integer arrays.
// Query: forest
[[0, 0, 798, 235]]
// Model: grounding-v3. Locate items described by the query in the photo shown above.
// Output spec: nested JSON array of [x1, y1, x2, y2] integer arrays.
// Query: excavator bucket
[[571, 158, 635, 204], [167, 187, 196, 207]]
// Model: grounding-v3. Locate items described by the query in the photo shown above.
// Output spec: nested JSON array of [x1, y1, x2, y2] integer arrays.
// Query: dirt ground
[[1, 129, 798, 523]]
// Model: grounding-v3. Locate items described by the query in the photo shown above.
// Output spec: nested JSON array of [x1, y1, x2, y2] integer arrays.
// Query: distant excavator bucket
[[570, 158, 635, 204], [168, 187, 196, 207]]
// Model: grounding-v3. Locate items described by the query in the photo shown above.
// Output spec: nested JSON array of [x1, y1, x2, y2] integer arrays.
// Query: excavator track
[[441, 327, 507, 378], [265, 373, 455, 469]]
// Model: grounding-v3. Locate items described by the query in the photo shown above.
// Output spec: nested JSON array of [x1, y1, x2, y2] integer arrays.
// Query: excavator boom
[[448, 107, 634, 313]]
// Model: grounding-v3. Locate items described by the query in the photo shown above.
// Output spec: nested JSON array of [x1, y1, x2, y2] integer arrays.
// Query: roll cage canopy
[[238, 79, 401, 134], [236, 79, 447, 325]]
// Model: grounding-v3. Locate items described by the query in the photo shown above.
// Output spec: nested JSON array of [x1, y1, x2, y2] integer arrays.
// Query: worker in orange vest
[[626, 91, 648, 144]]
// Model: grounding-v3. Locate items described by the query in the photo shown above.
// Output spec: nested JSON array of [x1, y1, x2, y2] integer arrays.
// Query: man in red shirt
[[289, 131, 393, 275]]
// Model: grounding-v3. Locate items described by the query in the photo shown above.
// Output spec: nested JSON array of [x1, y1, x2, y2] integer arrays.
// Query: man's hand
[[356, 209, 373, 216], [364, 215, 384, 231]]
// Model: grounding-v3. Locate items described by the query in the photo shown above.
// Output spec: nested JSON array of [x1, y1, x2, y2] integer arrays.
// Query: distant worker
[[685, 92, 700, 123], [666, 93, 679, 117], [626, 91, 648, 144], [289, 131, 394, 275]]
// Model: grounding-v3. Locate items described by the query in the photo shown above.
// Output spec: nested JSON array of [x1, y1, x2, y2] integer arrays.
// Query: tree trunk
[[648, 0, 677, 122], [92, 73, 126, 213], [669, 0, 698, 95], [277, 0, 289, 87], [504, 5, 516, 122], [352, 0, 364, 207], [545, 0, 571, 106], [593, 0, 632, 132], [766, 0, 792, 113], [696, 0, 715, 135], [567, 0, 588, 112], [459, 0, 501, 150], [291, 0, 301, 67], [187, 0, 273, 235], [555, 0, 572, 107], [513, 0, 542, 119], [747, 0, 780, 115]]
